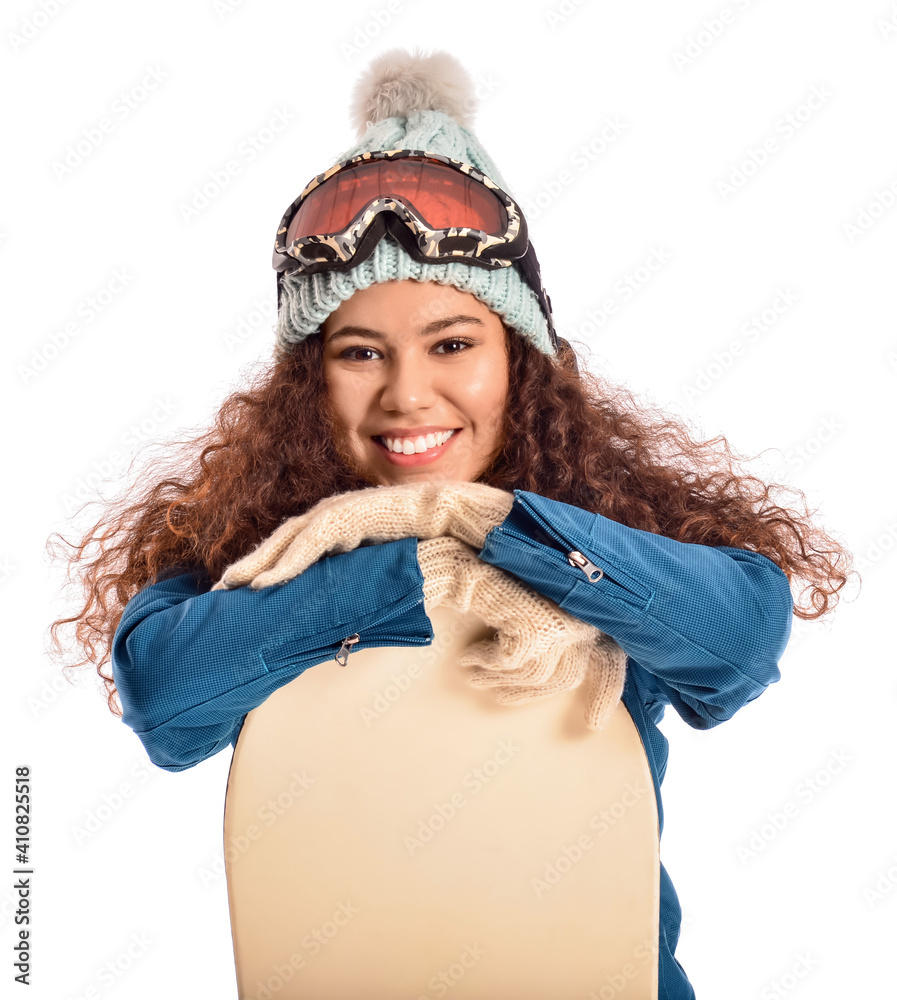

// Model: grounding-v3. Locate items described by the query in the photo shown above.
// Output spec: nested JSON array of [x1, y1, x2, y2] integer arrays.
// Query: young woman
[[48, 48, 851, 998]]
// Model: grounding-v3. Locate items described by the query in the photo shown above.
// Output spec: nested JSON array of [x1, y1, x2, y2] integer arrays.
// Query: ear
[[555, 337, 580, 375]]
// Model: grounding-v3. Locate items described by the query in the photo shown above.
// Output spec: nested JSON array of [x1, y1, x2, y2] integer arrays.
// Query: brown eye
[[434, 338, 476, 354], [339, 346, 381, 361]]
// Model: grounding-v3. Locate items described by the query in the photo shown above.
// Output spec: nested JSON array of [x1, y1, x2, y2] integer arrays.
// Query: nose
[[377, 349, 439, 412]]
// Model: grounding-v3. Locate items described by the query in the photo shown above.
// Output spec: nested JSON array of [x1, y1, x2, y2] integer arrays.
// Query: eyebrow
[[325, 314, 486, 343]]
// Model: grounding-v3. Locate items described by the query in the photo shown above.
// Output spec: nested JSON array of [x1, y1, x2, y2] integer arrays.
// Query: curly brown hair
[[46, 325, 855, 717]]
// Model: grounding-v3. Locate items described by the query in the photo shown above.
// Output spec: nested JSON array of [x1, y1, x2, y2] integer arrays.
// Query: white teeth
[[382, 429, 456, 454]]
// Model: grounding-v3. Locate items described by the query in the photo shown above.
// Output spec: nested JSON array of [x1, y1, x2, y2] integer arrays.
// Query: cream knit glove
[[211, 481, 514, 592], [417, 536, 627, 732]]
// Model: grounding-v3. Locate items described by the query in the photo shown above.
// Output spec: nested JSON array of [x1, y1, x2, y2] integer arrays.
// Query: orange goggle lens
[[285, 157, 508, 244]]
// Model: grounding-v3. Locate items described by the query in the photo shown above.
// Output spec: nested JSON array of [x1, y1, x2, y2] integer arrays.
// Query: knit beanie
[[274, 47, 556, 357]]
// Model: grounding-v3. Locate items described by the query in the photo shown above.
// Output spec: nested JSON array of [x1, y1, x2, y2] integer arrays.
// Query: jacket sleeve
[[110, 536, 431, 773], [477, 489, 794, 729]]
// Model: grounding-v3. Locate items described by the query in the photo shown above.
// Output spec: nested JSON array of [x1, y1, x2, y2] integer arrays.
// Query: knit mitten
[[211, 481, 514, 592], [417, 536, 627, 732]]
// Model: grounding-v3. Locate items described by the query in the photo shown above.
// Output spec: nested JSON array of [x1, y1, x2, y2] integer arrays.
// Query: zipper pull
[[567, 550, 604, 583], [335, 633, 361, 667]]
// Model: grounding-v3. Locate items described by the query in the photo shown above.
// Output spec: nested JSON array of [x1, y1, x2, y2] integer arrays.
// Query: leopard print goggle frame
[[272, 148, 558, 351]]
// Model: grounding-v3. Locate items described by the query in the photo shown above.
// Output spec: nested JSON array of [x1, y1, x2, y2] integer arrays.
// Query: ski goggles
[[272, 148, 558, 350]]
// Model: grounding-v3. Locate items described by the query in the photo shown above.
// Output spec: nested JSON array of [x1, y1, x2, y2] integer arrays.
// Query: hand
[[459, 631, 628, 732], [211, 480, 514, 591], [417, 537, 627, 731]]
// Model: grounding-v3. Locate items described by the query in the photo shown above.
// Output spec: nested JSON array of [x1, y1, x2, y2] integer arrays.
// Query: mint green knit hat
[[274, 47, 556, 357]]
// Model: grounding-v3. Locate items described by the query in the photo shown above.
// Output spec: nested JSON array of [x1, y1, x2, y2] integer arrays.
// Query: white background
[[4, 0, 896, 997]]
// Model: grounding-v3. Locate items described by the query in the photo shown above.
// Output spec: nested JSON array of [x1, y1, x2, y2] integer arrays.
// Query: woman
[[48, 48, 851, 998]]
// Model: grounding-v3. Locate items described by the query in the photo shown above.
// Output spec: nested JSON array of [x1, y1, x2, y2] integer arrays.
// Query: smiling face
[[321, 279, 510, 486]]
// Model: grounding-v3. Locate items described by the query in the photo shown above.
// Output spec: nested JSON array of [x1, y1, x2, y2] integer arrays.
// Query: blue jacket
[[111, 489, 793, 999]]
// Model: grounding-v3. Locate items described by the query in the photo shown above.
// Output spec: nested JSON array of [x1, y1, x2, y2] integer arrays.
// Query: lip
[[372, 428, 462, 466]]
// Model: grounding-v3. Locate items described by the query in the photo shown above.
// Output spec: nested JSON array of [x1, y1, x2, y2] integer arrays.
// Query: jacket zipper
[[335, 633, 360, 666], [503, 495, 651, 601], [566, 550, 604, 582], [508, 496, 605, 581], [333, 592, 431, 667], [335, 630, 432, 666], [499, 524, 604, 582]]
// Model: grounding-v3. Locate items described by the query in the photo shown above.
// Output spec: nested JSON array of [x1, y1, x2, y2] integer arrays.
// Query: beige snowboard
[[224, 604, 660, 999]]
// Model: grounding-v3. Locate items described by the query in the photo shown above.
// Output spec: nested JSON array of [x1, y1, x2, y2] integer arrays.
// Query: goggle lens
[[286, 157, 507, 244]]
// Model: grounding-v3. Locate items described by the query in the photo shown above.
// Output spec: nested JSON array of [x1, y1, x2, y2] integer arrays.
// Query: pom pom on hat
[[349, 46, 479, 138]]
